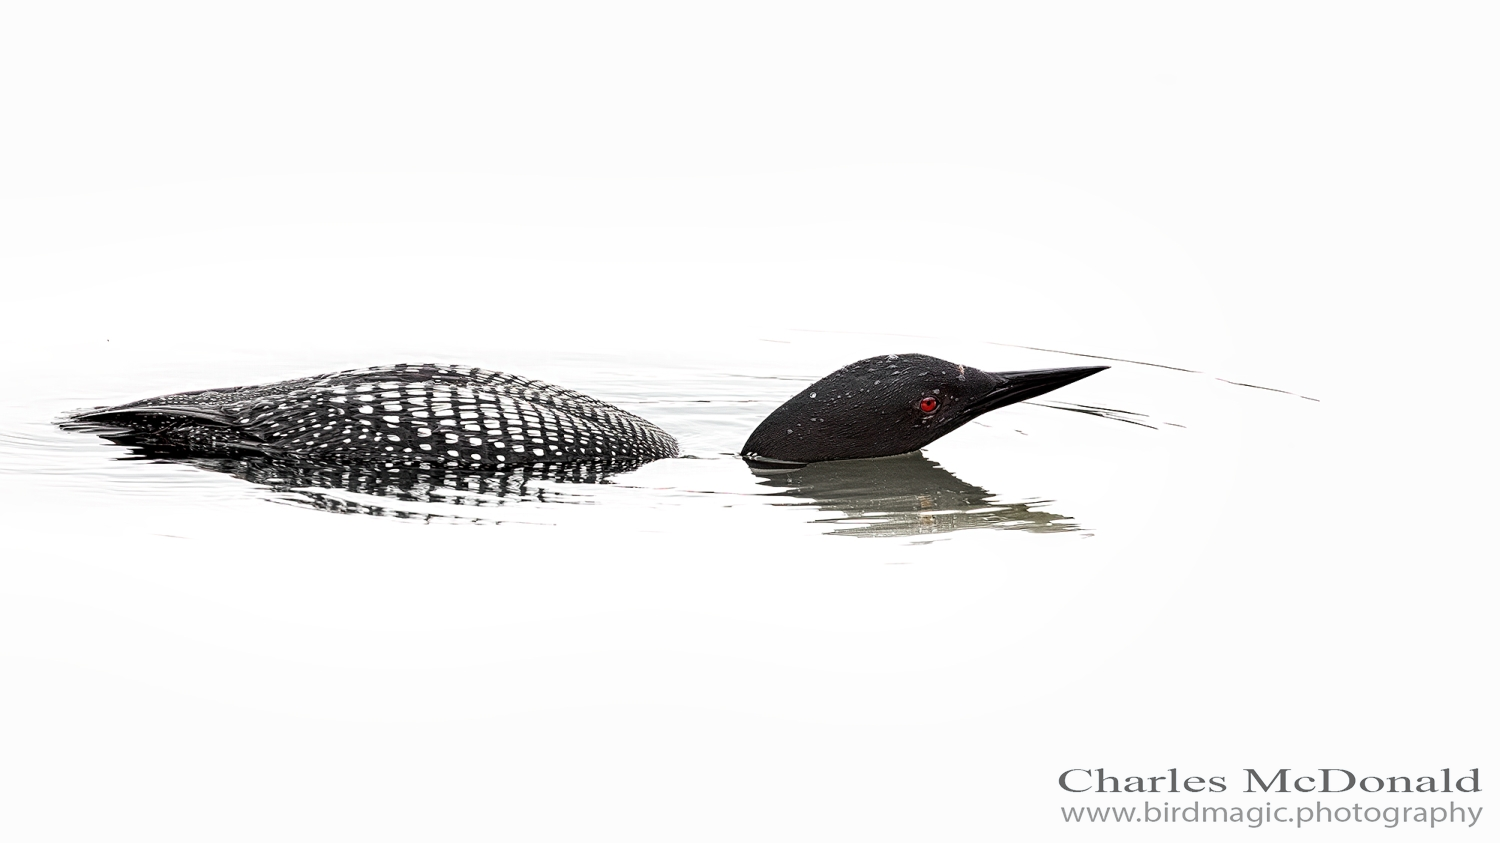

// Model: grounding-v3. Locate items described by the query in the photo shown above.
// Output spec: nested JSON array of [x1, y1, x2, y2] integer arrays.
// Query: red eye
[[919, 396, 939, 413]]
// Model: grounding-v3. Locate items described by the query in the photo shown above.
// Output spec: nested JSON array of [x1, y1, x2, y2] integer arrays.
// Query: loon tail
[[70, 404, 238, 427], [65, 404, 270, 456]]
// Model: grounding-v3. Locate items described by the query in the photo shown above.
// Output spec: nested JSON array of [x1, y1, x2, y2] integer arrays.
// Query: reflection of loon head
[[750, 452, 1082, 538], [741, 354, 1107, 465]]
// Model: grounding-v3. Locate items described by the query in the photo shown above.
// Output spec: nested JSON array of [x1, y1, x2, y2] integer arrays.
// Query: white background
[[2, 3, 1495, 840]]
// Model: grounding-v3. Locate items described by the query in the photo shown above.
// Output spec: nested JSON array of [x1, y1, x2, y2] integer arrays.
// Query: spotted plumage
[[70, 363, 679, 467]]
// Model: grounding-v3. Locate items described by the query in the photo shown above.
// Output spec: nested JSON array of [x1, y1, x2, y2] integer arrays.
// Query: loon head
[[740, 354, 1107, 465]]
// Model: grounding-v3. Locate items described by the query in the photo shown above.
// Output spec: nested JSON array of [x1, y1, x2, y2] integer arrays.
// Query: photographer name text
[[1059, 768, 1480, 795]]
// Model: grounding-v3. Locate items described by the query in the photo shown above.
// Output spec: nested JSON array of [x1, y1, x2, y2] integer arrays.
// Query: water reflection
[[64, 422, 648, 522], [61, 422, 1082, 536], [190, 454, 646, 521], [748, 452, 1081, 538]]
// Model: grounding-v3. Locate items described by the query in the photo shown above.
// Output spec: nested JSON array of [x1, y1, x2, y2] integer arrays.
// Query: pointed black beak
[[967, 365, 1108, 416]]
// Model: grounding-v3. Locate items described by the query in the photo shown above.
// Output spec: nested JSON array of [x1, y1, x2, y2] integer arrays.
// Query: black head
[[740, 353, 1107, 464]]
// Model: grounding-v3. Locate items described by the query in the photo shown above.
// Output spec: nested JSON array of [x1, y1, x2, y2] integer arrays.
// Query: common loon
[[67, 355, 1105, 468]]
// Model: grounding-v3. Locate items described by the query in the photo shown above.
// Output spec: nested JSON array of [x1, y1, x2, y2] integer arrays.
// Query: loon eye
[[919, 396, 939, 413]]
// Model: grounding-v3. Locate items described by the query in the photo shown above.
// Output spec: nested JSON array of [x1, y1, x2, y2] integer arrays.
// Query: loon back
[[69, 363, 679, 467]]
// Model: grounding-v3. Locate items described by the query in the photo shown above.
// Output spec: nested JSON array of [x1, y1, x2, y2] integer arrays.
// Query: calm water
[[2, 330, 1299, 543], [4, 325, 1370, 843]]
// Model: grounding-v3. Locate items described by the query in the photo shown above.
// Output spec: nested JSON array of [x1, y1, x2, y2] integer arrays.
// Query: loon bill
[[65, 355, 1105, 468]]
